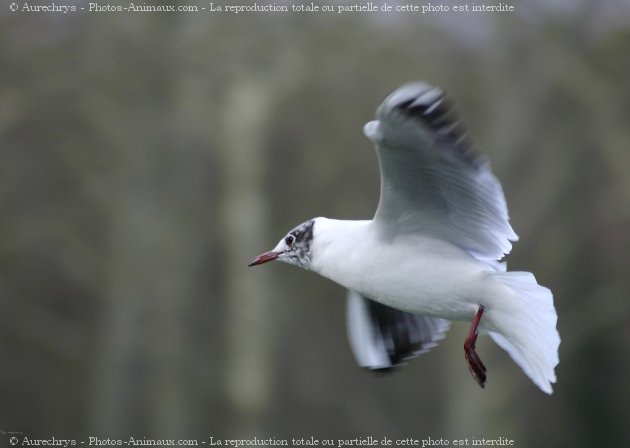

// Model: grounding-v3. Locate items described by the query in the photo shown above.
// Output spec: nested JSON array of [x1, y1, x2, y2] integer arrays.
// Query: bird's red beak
[[248, 251, 280, 267]]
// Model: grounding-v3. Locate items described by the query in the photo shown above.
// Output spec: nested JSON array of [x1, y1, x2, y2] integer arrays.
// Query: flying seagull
[[249, 82, 560, 394]]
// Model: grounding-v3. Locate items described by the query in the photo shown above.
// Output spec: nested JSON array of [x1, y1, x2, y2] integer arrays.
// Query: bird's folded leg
[[464, 305, 487, 388]]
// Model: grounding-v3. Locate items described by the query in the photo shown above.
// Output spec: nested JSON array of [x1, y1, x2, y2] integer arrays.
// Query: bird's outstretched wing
[[364, 82, 517, 262], [346, 290, 451, 370]]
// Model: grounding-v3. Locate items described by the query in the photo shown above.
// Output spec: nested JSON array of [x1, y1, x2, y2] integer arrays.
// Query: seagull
[[249, 82, 560, 394]]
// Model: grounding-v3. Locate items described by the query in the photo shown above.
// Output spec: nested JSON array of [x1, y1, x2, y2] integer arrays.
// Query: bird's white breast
[[310, 218, 494, 321]]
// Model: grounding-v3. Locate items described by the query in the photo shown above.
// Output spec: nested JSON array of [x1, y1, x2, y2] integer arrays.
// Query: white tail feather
[[484, 271, 560, 394]]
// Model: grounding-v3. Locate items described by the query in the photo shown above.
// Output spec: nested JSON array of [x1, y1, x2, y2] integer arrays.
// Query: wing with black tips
[[364, 82, 518, 263], [346, 290, 451, 370]]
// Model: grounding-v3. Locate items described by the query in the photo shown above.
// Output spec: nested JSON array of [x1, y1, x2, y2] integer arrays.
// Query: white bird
[[249, 82, 560, 394]]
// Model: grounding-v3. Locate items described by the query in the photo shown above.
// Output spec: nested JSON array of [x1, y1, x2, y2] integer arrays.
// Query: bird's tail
[[484, 271, 560, 394]]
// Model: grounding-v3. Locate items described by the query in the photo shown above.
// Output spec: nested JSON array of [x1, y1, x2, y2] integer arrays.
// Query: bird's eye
[[285, 235, 295, 246]]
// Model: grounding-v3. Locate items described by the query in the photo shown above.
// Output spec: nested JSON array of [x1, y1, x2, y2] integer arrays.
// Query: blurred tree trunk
[[219, 74, 276, 434], [219, 47, 304, 435]]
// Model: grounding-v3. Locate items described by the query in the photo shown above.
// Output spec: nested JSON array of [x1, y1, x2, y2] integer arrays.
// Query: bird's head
[[249, 218, 316, 270]]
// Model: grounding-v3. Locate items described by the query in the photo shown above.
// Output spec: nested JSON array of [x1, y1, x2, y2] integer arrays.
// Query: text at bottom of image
[[11, 2, 516, 15], [5, 435, 517, 447]]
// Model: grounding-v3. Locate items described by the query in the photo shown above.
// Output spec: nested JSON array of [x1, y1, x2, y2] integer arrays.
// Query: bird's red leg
[[464, 305, 487, 388]]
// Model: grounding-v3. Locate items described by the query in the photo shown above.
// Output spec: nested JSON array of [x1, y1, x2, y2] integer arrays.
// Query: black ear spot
[[285, 235, 295, 246]]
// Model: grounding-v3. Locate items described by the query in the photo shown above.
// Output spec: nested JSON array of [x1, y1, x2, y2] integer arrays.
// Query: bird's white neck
[[310, 218, 373, 277]]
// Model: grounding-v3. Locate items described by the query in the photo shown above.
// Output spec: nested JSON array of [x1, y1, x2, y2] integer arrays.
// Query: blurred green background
[[1, 1, 630, 446]]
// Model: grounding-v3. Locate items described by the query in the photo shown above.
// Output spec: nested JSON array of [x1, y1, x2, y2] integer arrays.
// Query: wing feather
[[346, 290, 451, 370], [364, 82, 517, 262]]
